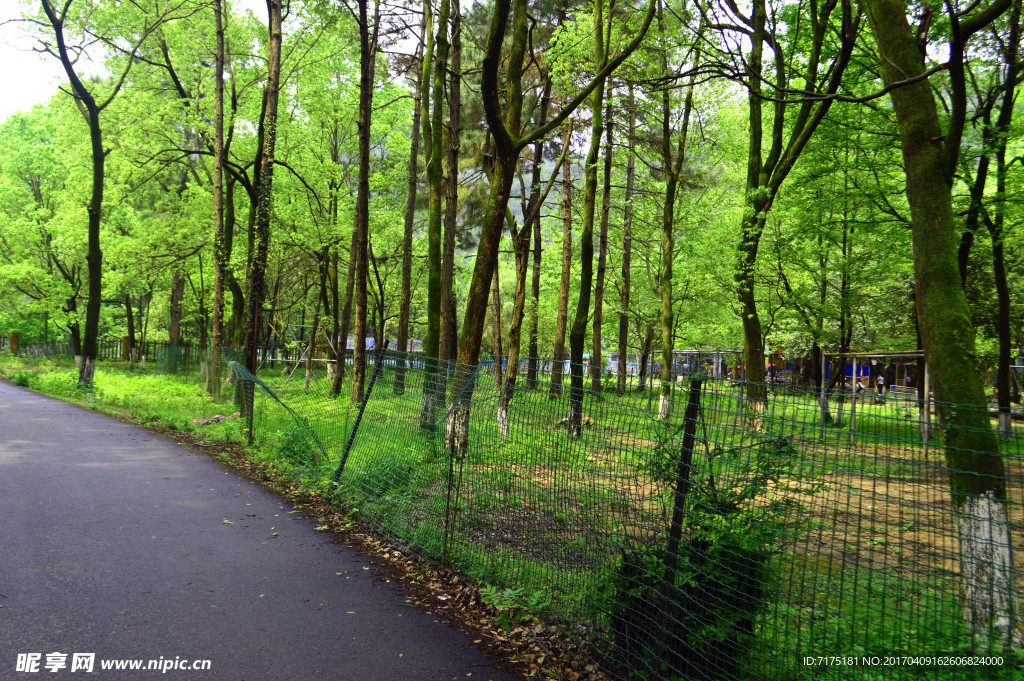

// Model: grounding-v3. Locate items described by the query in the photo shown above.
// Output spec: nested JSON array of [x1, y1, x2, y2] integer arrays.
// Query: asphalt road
[[0, 380, 519, 681]]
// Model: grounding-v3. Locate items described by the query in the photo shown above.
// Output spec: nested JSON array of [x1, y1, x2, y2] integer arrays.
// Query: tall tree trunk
[[526, 191, 542, 389], [491, 264, 503, 389], [208, 0, 227, 396], [864, 0, 1017, 644], [125, 294, 137, 363], [40, 1, 107, 388], [224, 178, 246, 346], [974, 4, 1019, 440], [351, 0, 380, 404], [419, 0, 451, 430], [734, 0, 770, 408], [169, 271, 185, 372], [396, 26, 425, 395], [328, 209, 340, 383], [440, 0, 462, 366], [497, 79, 553, 434], [592, 98, 613, 395], [568, 3, 608, 438], [41, 30, 103, 384], [617, 85, 636, 395], [67, 297, 82, 366], [550, 124, 574, 399], [729, 0, 854, 417], [169, 277, 185, 345], [305, 252, 327, 390], [658, 26, 697, 421], [331, 227, 357, 396], [242, 0, 283, 391], [138, 288, 152, 368]]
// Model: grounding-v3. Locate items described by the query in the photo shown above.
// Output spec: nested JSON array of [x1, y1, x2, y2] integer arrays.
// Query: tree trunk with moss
[[726, 0, 855, 420], [567, 0, 616, 437], [440, 0, 462, 367], [550, 124, 574, 399], [592, 100, 612, 396], [617, 86, 636, 395], [419, 0, 450, 430], [864, 0, 1017, 645]]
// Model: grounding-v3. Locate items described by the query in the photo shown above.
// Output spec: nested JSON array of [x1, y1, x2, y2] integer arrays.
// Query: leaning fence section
[[228, 351, 1023, 681]]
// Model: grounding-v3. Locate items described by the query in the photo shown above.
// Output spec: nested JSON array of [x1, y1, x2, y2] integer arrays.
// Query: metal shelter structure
[[670, 348, 743, 378], [820, 350, 931, 452]]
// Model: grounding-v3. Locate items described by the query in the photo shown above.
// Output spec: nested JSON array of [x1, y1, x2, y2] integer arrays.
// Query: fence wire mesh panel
[[228, 352, 1024, 681]]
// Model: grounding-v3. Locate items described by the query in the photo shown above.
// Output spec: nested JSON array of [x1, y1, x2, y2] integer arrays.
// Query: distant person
[[876, 373, 885, 395]]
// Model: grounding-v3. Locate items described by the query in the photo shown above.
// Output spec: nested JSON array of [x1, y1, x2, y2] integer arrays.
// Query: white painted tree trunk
[[77, 357, 95, 389], [746, 397, 767, 433], [997, 413, 1012, 442], [956, 491, 1022, 647], [658, 391, 672, 421], [445, 403, 469, 458], [497, 401, 509, 439]]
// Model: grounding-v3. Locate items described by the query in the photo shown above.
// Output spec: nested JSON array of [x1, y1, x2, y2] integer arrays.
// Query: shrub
[[608, 438, 822, 681], [272, 418, 321, 466]]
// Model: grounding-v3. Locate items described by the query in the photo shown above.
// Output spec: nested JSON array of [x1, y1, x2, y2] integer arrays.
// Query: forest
[[0, 0, 1020, 411]]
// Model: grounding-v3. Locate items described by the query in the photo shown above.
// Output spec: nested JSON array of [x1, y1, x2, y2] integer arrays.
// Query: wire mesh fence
[[227, 350, 1023, 681], [7, 339, 1020, 678]]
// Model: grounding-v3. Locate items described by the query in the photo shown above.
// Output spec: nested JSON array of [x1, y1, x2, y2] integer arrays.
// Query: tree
[[699, 0, 857, 415], [36, 0, 195, 387], [0, 105, 84, 359], [616, 85, 637, 394], [567, 2, 612, 437], [592, 96, 612, 395], [396, 32, 425, 395], [440, 0, 463, 366], [242, 0, 283, 383], [209, 0, 228, 397], [549, 123, 574, 399], [955, 1, 1023, 440], [863, 0, 1020, 644], [418, 0, 452, 428], [655, 11, 699, 420], [447, 0, 658, 450], [349, 0, 382, 404]]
